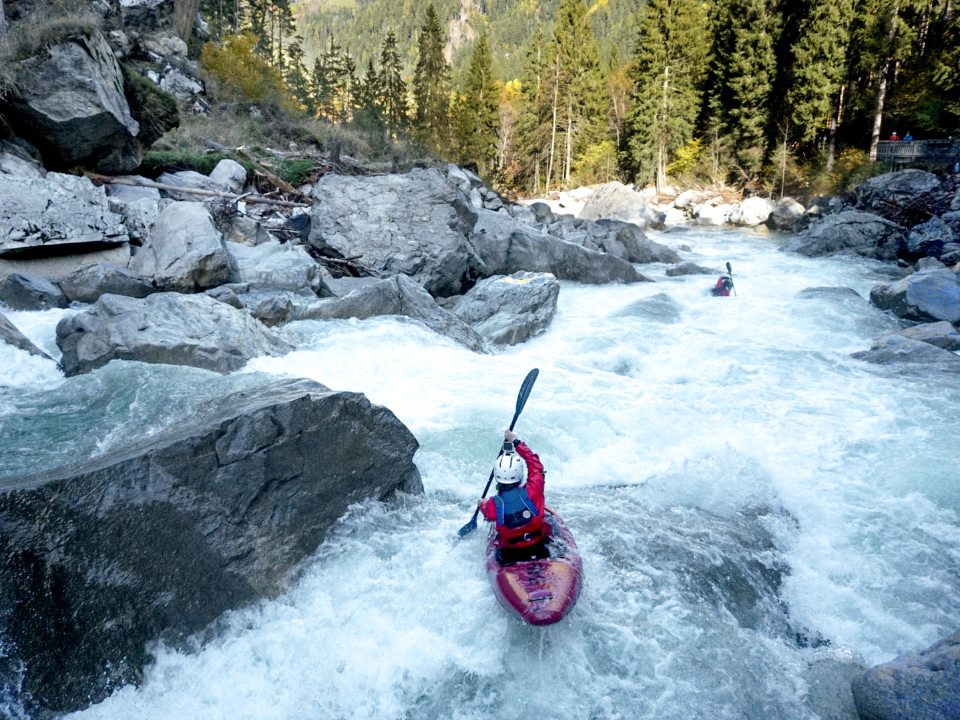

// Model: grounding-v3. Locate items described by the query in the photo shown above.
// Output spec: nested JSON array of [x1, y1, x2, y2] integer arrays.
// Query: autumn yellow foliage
[[200, 33, 285, 105]]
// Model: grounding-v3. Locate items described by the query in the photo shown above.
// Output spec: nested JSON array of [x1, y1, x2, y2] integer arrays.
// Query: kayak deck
[[485, 508, 583, 626]]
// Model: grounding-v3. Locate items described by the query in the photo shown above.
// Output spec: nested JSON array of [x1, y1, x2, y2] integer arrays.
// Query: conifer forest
[[196, 0, 959, 195]]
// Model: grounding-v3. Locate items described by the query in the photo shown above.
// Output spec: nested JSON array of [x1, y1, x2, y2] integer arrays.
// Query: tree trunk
[[564, 99, 573, 183], [546, 61, 560, 194], [869, 3, 900, 161], [656, 65, 670, 196], [826, 84, 846, 173], [0, 0, 6, 39]]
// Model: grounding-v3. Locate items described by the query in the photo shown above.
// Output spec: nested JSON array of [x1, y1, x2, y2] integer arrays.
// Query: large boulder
[[695, 202, 735, 226], [0, 245, 131, 284], [729, 197, 776, 227], [57, 262, 153, 304], [0, 377, 421, 714], [615, 224, 681, 264], [895, 321, 960, 351], [472, 210, 650, 284], [56, 292, 293, 376], [856, 169, 942, 221], [308, 169, 481, 297], [579, 181, 666, 229], [224, 240, 320, 293], [0, 174, 129, 259], [851, 629, 960, 720], [666, 262, 717, 277], [105, 178, 161, 242], [904, 217, 958, 261], [0, 31, 142, 173], [129, 202, 231, 292], [295, 274, 486, 352], [851, 334, 960, 371], [767, 198, 808, 232], [870, 268, 960, 323], [453, 272, 560, 346], [0, 272, 67, 310], [209, 159, 248, 194], [674, 190, 716, 210], [0, 311, 52, 359], [778, 210, 907, 260]]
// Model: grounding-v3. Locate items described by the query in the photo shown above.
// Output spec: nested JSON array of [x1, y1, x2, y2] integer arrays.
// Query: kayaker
[[710, 274, 734, 296], [478, 430, 551, 563]]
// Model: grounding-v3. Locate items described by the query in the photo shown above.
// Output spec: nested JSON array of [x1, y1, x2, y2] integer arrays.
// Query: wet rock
[[666, 262, 717, 277], [0, 174, 129, 259], [56, 292, 292, 376], [129, 202, 231, 292], [1, 31, 142, 173], [616, 224, 682, 264], [579, 181, 666, 229], [57, 263, 153, 304], [904, 217, 957, 261], [308, 169, 480, 297], [851, 629, 960, 720], [0, 377, 421, 715], [613, 292, 683, 324], [295, 274, 486, 352], [453, 271, 560, 346], [779, 211, 907, 261], [797, 286, 864, 300], [803, 657, 865, 720], [0, 273, 67, 310], [472, 210, 650, 285], [894, 321, 960, 351], [870, 268, 960, 323], [253, 296, 294, 327], [0, 311, 52, 359], [851, 334, 960, 370]]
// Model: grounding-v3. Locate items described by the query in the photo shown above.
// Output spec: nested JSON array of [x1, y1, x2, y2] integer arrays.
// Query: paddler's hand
[[477, 498, 485, 507], [504, 430, 517, 443]]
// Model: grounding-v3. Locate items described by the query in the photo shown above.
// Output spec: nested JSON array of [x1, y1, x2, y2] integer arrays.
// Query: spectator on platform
[[903, 131, 914, 141], [889, 131, 901, 141]]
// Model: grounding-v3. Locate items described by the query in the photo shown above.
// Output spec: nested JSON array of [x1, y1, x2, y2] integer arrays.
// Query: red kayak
[[485, 507, 583, 626]]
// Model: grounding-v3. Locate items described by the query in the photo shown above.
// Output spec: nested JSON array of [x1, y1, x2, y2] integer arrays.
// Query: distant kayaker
[[710, 275, 734, 296], [478, 430, 551, 563]]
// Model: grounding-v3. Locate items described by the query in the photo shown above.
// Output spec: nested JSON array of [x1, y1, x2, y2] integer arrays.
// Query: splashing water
[[3, 228, 959, 719]]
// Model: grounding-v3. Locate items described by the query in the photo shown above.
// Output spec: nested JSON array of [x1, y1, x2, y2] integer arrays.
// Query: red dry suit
[[479, 442, 548, 549]]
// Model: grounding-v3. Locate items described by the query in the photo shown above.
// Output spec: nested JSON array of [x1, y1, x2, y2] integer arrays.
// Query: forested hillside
[[293, 0, 642, 81], [193, 0, 959, 198]]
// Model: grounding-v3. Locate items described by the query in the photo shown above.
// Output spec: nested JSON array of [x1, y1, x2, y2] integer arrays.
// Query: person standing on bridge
[[903, 131, 914, 141], [889, 131, 901, 141]]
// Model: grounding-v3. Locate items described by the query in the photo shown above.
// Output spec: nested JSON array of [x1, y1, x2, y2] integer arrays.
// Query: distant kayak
[[485, 508, 583, 626]]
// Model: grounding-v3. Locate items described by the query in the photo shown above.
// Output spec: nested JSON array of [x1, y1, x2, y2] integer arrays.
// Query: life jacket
[[493, 486, 545, 547], [711, 277, 731, 296]]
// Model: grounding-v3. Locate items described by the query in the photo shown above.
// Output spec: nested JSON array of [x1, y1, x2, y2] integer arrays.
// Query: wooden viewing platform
[[875, 139, 960, 163]]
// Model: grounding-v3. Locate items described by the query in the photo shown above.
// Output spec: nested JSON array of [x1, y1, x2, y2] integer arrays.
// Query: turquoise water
[[3, 227, 959, 719]]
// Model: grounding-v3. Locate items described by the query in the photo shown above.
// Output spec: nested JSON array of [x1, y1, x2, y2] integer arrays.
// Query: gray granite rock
[[779, 211, 907, 260], [57, 263, 153, 304], [851, 629, 960, 720], [0, 311, 53, 359], [295, 274, 486, 352], [851, 334, 960, 370], [579, 181, 666, 228], [870, 268, 960, 323], [453, 272, 560, 346], [0, 272, 67, 310], [225, 240, 320, 293], [856, 169, 941, 220], [666, 262, 717, 277], [895, 321, 960, 350], [56, 292, 292, 376], [0, 377, 421, 714]]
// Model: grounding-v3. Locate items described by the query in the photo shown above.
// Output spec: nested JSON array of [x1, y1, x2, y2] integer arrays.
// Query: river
[[3, 226, 959, 719]]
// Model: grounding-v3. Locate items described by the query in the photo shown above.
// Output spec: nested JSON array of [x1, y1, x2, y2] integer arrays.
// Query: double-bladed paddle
[[726, 262, 737, 296], [457, 368, 539, 538]]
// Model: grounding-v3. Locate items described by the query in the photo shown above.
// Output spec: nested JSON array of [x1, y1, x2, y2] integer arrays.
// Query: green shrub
[[121, 66, 180, 148], [137, 151, 255, 179]]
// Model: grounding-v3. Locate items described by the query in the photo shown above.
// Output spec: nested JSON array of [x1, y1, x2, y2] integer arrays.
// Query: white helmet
[[494, 452, 527, 486]]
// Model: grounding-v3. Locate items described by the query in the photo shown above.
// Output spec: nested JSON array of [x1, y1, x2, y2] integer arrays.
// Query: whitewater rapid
[[3, 227, 959, 719]]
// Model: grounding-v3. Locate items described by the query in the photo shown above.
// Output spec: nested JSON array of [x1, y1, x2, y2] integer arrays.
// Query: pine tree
[[284, 34, 313, 114], [353, 57, 383, 131], [513, 28, 553, 192], [457, 34, 501, 175], [378, 30, 408, 136], [623, 0, 710, 190], [412, 4, 452, 154], [786, 0, 853, 146], [551, 0, 609, 185]]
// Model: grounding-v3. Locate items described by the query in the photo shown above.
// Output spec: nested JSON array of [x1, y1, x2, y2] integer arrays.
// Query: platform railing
[[875, 139, 960, 162]]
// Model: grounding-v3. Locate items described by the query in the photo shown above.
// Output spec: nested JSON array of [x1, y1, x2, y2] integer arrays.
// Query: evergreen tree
[[623, 0, 710, 190], [786, 0, 853, 146], [354, 57, 383, 131], [457, 34, 501, 174], [551, 0, 609, 185], [284, 34, 313, 114], [412, 4, 452, 153], [513, 28, 553, 192], [723, 0, 778, 177], [378, 30, 408, 136], [313, 33, 347, 120]]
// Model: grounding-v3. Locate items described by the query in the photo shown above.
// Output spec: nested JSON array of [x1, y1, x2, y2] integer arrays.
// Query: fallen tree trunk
[[85, 173, 311, 208]]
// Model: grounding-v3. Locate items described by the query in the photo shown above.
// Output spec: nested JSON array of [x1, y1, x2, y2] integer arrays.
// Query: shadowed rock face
[[778, 211, 907, 260], [0, 378, 422, 715], [453, 271, 560, 346], [852, 629, 960, 720]]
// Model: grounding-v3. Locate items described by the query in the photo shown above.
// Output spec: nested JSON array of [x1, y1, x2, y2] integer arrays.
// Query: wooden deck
[[876, 139, 960, 163]]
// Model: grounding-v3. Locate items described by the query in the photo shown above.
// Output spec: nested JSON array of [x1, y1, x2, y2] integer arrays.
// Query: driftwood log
[[85, 173, 311, 208]]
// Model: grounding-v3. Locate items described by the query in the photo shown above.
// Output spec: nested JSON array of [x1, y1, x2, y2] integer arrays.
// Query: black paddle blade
[[458, 516, 478, 537], [726, 262, 733, 275], [509, 368, 539, 431]]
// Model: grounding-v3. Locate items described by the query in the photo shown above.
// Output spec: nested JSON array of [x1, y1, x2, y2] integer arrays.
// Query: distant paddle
[[458, 368, 539, 538], [726, 262, 737, 296]]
